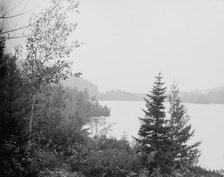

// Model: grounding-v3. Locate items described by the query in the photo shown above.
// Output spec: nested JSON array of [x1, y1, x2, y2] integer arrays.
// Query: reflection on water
[[100, 101, 224, 170]]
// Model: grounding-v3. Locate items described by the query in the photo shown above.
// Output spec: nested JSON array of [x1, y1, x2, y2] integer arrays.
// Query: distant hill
[[99, 88, 224, 104], [180, 87, 224, 104], [100, 88, 224, 104], [98, 89, 140, 101], [61, 77, 100, 98], [61, 76, 224, 104]]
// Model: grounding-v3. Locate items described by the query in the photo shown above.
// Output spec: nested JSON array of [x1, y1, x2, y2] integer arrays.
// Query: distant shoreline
[[98, 99, 224, 104], [62, 77, 224, 104]]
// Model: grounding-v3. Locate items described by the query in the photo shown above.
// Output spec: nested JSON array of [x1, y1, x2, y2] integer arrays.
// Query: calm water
[[100, 101, 224, 170]]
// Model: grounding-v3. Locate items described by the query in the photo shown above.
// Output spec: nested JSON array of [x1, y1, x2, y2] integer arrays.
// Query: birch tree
[[20, 0, 80, 145]]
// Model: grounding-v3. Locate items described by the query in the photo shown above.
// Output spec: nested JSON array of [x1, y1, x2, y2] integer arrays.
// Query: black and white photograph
[[1, 0, 224, 176]]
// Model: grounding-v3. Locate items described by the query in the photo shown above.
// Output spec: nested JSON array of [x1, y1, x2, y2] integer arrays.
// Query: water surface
[[100, 101, 224, 170]]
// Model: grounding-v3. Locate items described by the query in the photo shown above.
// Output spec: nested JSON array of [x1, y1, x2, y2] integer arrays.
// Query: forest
[[0, 0, 224, 177]]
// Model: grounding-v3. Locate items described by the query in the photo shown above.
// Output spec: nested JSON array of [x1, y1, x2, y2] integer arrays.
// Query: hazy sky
[[4, 0, 224, 93]]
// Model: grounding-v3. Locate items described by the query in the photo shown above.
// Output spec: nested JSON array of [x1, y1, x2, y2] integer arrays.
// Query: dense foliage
[[168, 84, 201, 168], [137, 73, 175, 176], [0, 54, 32, 177]]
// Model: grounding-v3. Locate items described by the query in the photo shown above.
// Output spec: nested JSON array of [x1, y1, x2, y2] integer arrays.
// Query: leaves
[[21, 0, 80, 94]]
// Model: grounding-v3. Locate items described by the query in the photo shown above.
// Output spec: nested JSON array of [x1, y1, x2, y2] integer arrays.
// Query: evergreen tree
[[168, 83, 201, 168], [0, 55, 32, 177], [137, 73, 174, 176]]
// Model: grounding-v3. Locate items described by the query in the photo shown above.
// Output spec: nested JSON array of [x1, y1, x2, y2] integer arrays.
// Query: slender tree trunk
[[29, 94, 36, 146], [95, 117, 98, 138]]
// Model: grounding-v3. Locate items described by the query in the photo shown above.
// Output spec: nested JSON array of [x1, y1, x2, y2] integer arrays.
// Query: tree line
[[0, 0, 224, 176]]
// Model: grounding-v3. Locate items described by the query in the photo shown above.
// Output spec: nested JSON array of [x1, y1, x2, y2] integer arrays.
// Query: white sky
[[3, 0, 224, 93]]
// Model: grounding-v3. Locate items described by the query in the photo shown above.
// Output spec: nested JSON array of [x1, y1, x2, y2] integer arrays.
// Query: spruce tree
[[168, 83, 201, 168], [137, 73, 174, 176]]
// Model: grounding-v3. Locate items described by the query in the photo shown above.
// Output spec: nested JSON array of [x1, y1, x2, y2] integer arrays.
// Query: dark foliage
[[74, 136, 141, 177], [0, 55, 33, 177], [168, 84, 201, 168], [0, 33, 6, 79], [136, 73, 175, 175]]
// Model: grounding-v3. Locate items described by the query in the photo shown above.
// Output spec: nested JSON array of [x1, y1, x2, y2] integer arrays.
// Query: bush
[[76, 136, 141, 177]]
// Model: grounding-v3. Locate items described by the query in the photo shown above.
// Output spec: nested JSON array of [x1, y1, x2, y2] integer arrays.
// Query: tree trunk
[[29, 94, 36, 146]]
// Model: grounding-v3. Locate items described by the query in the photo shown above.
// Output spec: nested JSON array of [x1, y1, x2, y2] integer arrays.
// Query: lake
[[99, 100, 224, 170]]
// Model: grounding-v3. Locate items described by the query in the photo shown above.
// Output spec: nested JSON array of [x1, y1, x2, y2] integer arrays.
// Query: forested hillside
[[62, 77, 100, 98]]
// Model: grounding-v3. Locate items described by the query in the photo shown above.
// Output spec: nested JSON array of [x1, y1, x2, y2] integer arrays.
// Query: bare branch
[[0, 9, 34, 19], [0, 25, 29, 35], [5, 35, 28, 40], [1, 0, 20, 18], [1, 0, 46, 19]]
